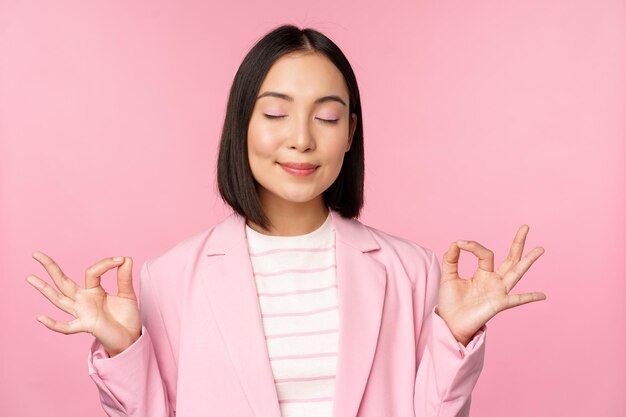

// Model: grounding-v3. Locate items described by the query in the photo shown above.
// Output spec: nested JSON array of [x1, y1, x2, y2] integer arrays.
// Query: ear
[[346, 113, 357, 152]]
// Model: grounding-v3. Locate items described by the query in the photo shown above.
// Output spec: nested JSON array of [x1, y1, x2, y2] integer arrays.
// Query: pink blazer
[[87, 209, 486, 417]]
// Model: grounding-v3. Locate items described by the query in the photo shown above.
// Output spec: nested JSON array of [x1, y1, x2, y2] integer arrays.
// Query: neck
[[246, 196, 329, 236]]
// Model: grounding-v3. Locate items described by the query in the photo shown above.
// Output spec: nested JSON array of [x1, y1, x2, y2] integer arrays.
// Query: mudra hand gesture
[[437, 225, 546, 346], [26, 253, 142, 357]]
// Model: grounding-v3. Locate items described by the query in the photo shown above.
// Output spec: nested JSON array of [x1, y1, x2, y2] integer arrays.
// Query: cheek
[[324, 133, 351, 162], [247, 121, 280, 159]]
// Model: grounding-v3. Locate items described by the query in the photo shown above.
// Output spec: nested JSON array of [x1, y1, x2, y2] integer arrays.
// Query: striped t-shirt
[[244, 211, 338, 417]]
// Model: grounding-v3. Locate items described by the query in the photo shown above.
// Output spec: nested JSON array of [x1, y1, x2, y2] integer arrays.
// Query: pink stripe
[[257, 284, 338, 297], [249, 245, 335, 257], [255, 264, 336, 277], [270, 351, 338, 361], [279, 397, 334, 404], [262, 305, 338, 318], [274, 375, 336, 383], [265, 328, 339, 340]]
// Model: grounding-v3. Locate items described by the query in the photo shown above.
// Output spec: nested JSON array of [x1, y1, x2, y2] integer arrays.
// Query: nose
[[288, 116, 316, 152]]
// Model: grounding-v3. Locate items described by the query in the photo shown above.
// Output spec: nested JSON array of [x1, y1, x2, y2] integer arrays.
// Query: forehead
[[259, 52, 348, 98]]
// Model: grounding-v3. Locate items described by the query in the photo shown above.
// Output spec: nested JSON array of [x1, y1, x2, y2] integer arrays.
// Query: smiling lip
[[278, 162, 318, 176]]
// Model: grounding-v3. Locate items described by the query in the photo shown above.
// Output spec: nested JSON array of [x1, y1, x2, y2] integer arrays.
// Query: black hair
[[216, 24, 364, 231]]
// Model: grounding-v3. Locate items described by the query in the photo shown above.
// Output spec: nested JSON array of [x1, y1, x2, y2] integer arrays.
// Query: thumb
[[116, 257, 136, 299], [441, 242, 461, 282]]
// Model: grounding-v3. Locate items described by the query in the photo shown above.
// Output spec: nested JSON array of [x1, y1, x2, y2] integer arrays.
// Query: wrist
[[435, 306, 471, 346], [100, 331, 140, 358]]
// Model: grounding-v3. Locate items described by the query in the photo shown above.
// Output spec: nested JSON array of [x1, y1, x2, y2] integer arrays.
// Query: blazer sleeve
[[413, 249, 487, 417], [87, 261, 176, 417]]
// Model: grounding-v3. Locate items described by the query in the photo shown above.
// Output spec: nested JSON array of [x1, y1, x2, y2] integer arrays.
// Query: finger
[[116, 257, 136, 299], [26, 274, 77, 316], [84, 256, 127, 289], [496, 225, 529, 276], [504, 291, 547, 311], [35, 314, 83, 334], [32, 251, 80, 298], [502, 246, 545, 292], [441, 242, 461, 281], [456, 240, 494, 272]]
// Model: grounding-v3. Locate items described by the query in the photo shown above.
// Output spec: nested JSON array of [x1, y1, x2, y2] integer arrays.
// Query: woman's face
[[247, 51, 357, 211]]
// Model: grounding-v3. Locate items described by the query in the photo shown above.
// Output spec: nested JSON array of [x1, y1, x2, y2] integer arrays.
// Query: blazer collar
[[200, 208, 386, 417]]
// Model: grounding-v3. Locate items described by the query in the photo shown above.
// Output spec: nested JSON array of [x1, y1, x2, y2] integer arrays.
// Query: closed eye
[[317, 118, 339, 124], [264, 114, 286, 119]]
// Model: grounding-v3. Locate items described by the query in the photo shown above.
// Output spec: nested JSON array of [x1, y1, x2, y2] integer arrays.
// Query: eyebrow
[[256, 91, 347, 107]]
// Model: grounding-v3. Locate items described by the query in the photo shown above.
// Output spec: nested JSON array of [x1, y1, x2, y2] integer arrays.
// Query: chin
[[274, 188, 324, 204], [258, 181, 328, 205], [281, 195, 319, 204]]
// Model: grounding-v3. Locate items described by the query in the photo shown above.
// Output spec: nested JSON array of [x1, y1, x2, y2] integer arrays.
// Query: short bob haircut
[[216, 24, 364, 231]]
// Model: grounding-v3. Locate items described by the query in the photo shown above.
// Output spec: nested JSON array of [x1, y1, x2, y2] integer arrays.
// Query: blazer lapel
[[200, 209, 387, 417], [329, 210, 387, 417], [201, 213, 282, 417]]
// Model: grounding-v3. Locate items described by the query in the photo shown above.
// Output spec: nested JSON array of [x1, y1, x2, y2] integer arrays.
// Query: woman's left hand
[[437, 224, 546, 346]]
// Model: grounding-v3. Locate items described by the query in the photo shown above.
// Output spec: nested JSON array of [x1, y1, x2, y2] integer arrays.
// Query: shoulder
[[357, 219, 437, 286], [142, 213, 232, 279], [365, 222, 434, 260]]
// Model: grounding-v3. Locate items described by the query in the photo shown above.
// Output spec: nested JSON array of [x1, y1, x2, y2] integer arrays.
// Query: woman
[[27, 25, 546, 417]]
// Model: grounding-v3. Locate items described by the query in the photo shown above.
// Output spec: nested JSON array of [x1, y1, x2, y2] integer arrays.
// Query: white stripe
[[270, 355, 339, 379]]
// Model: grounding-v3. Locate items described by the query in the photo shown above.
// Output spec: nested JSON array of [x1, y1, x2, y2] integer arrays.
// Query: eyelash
[[263, 114, 339, 124]]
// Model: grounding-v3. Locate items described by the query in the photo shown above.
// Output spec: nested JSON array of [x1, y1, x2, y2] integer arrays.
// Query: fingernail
[[458, 240, 469, 245], [113, 256, 123, 262]]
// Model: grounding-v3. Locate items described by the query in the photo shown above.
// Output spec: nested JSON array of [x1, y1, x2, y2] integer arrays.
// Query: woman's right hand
[[26, 252, 142, 358]]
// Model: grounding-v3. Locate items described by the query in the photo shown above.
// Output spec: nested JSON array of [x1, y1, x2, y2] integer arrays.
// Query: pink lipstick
[[278, 162, 318, 176]]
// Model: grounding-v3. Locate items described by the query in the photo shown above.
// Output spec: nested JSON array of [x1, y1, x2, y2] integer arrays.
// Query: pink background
[[1, 1, 624, 416]]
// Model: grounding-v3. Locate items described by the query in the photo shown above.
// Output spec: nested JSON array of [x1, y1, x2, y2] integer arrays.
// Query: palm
[[437, 225, 546, 346], [27, 252, 142, 357], [74, 287, 141, 347]]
